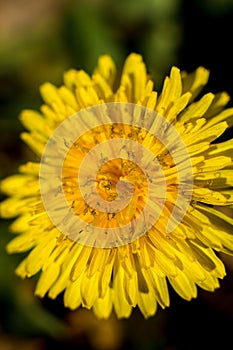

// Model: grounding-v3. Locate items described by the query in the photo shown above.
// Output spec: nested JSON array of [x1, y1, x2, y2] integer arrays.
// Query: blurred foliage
[[197, 0, 233, 15], [1, 0, 233, 349]]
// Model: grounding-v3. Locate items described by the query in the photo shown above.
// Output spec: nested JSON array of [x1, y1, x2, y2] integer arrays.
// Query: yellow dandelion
[[1, 53, 233, 319]]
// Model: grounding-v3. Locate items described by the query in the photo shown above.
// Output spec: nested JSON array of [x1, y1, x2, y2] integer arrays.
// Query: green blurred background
[[1, 0, 233, 349]]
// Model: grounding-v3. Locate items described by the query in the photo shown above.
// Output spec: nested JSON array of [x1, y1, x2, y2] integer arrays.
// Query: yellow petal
[[20, 132, 45, 156], [197, 274, 221, 291], [19, 162, 40, 175], [24, 235, 57, 276], [193, 187, 231, 205], [139, 238, 156, 269], [64, 69, 92, 90], [187, 142, 211, 156], [148, 229, 177, 260], [70, 246, 92, 282], [95, 55, 116, 88], [6, 229, 46, 253], [40, 104, 58, 125], [166, 92, 192, 122], [121, 53, 147, 102], [154, 249, 177, 277], [195, 169, 233, 188], [187, 121, 228, 144], [141, 91, 158, 110], [204, 107, 233, 129], [64, 275, 83, 309], [0, 197, 34, 218], [113, 262, 132, 318], [124, 273, 138, 307], [20, 110, 52, 138], [187, 206, 233, 256], [92, 73, 113, 100], [58, 86, 78, 110], [198, 156, 232, 172], [146, 268, 170, 308], [181, 66, 209, 101], [40, 82, 64, 108], [75, 86, 100, 108], [35, 262, 60, 297], [9, 213, 34, 233], [208, 138, 233, 157], [194, 203, 233, 233], [137, 270, 157, 319], [1, 175, 39, 196], [48, 244, 84, 299], [179, 93, 214, 123], [168, 272, 197, 300], [204, 92, 231, 118], [81, 271, 100, 309], [99, 250, 116, 298], [86, 249, 110, 278], [156, 66, 183, 116], [93, 287, 113, 319]]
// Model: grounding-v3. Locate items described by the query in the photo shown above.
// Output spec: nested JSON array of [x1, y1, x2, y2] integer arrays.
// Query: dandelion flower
[[1, 53, 233, 319]]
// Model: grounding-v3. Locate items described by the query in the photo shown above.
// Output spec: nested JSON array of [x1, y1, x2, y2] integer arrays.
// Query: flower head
[[1, 53, 233, 319]]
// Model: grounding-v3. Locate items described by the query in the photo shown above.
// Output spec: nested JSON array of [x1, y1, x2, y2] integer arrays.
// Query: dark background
[[1, 0, 233, 349]]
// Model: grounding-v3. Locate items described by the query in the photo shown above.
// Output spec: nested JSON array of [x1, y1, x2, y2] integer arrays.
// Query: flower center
[[96, 158, 148, 221], [61, 120, 179, 237], [62, 124, 149, 229]]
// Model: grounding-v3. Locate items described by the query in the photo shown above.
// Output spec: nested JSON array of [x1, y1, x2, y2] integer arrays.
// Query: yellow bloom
[[1, 53, 233, 319]]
